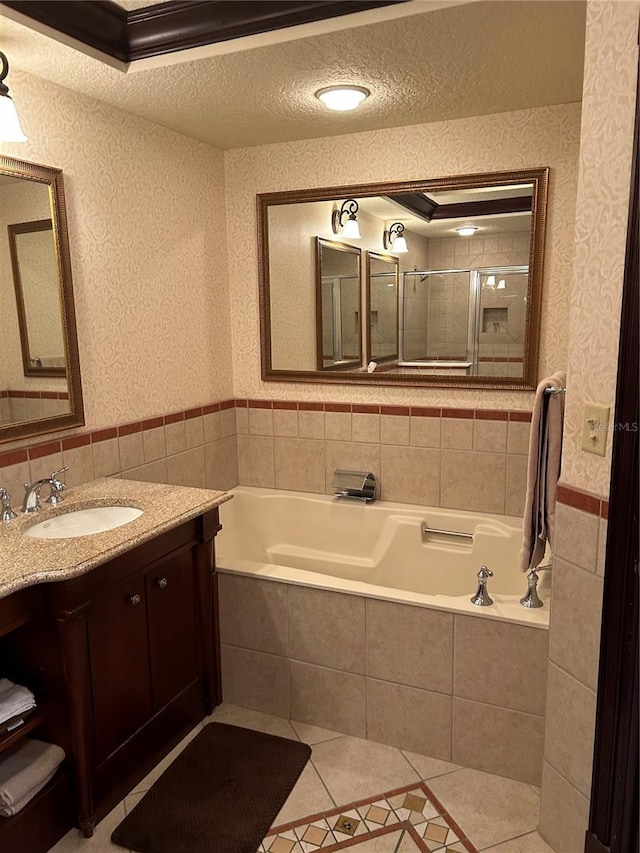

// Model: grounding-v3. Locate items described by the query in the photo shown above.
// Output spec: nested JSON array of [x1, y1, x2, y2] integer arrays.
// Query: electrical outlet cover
[[581, 402, 610, 456]]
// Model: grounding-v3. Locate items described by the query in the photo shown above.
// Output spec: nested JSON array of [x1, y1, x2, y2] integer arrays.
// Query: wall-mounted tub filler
[[471, 565, 494, 606], [332, 470, 377, 503]]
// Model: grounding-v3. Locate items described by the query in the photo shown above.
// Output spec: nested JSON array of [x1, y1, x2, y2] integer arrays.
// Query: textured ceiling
[[0, 1, 586, 150]]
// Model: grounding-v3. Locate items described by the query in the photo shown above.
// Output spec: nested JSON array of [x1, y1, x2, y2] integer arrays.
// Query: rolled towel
[[0, 739, 65, 811], [0, 767, 58, 817]]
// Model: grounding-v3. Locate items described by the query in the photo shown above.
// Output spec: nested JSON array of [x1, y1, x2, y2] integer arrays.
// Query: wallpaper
[[0, 70, 234, 433], [225, 102, 582, 409], [560, 0, 639, 496]]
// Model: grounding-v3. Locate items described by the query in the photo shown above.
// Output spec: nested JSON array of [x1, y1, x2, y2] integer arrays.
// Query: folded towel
[[519, 371, 566, 572], [0, 680, 36, 725], [0, 739, 65, 810], [0, 767, 58, 817]]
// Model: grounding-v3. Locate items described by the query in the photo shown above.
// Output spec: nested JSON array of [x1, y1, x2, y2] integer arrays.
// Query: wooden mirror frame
[[257, 167, 549, 390], [315, 238, 362, 372], [0, 156, 84, 443], [365, 251, 399, 366]]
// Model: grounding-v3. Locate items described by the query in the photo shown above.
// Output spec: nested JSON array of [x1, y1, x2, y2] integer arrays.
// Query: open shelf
[[0, 705, 49, 757]]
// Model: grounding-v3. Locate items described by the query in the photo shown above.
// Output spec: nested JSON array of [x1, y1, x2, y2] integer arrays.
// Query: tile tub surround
[[218, 574, 549, 785]]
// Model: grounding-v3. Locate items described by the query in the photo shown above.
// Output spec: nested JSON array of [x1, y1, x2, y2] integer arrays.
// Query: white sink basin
[[25, 506, 143, 539]]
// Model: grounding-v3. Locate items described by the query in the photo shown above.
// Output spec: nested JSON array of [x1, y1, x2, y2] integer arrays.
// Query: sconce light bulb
[[455, 226, 478, 237], [392, 235, 408, 254], [341, 216, 361, 239], [315, 85, 370, 111], [0, 52, 26, 142]]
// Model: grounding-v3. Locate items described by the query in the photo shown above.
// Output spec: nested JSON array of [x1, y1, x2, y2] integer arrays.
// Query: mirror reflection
[[316, 238, 361, 370], [259, 169, 548, 389]]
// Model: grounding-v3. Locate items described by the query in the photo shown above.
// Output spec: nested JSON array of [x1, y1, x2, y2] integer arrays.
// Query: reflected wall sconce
[[0, 51, 26, 142], [332, 199, 361, 239], [455, 225, 478, 237], [383, 222, 408, 254]]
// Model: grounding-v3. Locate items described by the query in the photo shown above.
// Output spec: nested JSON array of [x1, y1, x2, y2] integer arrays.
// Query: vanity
[[0, 477, 231, 853]]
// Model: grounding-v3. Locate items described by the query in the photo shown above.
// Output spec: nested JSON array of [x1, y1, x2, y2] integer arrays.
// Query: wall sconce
[[0, 52, 26, 142], [455, 226, 478, 237], [332, 199, 361, 239], [383, 222, 408, 254]]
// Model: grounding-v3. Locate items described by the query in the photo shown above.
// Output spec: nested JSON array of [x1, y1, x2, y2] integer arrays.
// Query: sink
[[25, 506, 143, 539]]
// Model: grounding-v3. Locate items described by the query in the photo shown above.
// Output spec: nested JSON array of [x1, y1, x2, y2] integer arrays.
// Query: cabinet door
[[145, 550, 199, 713], [88, 576, 152, 763]]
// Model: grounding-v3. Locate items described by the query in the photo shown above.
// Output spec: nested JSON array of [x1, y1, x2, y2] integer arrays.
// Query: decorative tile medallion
[[260, 782, 478, 852]]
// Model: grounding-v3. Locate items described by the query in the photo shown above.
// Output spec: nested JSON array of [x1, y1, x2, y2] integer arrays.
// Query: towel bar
[[544, 385, 566, 395], [423, 525, 474, 541]]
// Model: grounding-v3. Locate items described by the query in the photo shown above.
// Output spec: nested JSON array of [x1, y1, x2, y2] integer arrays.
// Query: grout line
[[309, 753, 338, 807]]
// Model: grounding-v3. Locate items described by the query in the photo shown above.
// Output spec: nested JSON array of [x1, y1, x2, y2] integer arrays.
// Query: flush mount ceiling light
[[383, 222, 408, 254], [332, 199, 361, 239], [0, 51, 26, 142], [316, 85, 370, 112], [455, 226, 478, 237]]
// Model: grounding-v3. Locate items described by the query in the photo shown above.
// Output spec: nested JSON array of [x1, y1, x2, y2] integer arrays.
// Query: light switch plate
[[582, 402, 610, 456]]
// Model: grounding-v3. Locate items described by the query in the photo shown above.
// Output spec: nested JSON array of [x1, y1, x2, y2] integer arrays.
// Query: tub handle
[[423, 525, 474, 541]]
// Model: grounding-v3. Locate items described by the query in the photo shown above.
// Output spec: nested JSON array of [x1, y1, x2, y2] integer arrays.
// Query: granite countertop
[[0, 477, 233, 599]]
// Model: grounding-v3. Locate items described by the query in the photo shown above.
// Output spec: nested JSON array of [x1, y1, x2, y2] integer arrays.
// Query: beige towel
[[0, 739, 65, 811], [0, 768, 57, 817], [519, 371, 566, 572]]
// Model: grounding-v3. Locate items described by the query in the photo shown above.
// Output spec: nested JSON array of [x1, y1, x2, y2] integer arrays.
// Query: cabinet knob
[[157, 577, 168, 590], [129, 593, 142, 606]]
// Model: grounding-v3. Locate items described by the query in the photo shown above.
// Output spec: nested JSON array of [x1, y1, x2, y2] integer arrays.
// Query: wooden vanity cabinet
[[47, 507, 222, 836]]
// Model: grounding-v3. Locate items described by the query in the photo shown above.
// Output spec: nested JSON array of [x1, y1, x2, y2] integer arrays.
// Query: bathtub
[[216, 486, 550, 628]]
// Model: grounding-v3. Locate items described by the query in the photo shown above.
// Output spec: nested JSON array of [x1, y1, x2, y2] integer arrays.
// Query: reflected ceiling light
[[455, 226, 478, 237], [0, 52, 26, 142], [316, 85, 370, 111], [332, 199, 361, 239], [383, 222, 408, 254]]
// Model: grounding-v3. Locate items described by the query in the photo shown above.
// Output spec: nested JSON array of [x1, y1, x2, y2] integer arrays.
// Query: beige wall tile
[[203, 411, 221, 443], [143, 426, 166, 463], [442, 419, 473, 450], [380, 415, 410, 446], [221, 645, 289, 718], [298, 410, 325, 439], [539, 761, 590, 853], [0, 460, 31, 507], [367, 678, 452, 760], [30, 452, 63, 483], [221, 407, 237, 437], [410, 416, 441, 448], [235, 406, 249, 434], [249, 407, 273, 436], [166, 446, 206, 488], [351, 413, 380, 444], [164, 420, 186, 456], [62, 444, 95, 487], [380, 445, 440, 505], [325, 411, 351, 441], [274, 437, 325, 493], [273, 409, 299, 437], [544, 663, 596, 798], [507, 421, 531, 455], [288, 585, 365, 674], [122, 459, 168, 484], [441, 450, 506, 513], [554, 503, 599, 572], [474, 420, 508, 452], [548, 557, 604, 691], [454, 616, 548, 715], [367, 599, 453, 694], [290, 660, 365, 737], [324, 441, 380, 494], [219, 573, 288, 656], [205, 436, 239, 491], [506, 454, 528, 517], [237, 434, 275, 487], [453, 699, 544, 785], [92, 438, 120, 478], [119, 432, 145, 471], [597, 517, 607, 577], [185, 415, 205, 448]]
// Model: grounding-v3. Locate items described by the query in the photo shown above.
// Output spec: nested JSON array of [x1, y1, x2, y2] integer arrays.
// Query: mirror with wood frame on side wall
[[257, 168, 549, 390], [0, 156, 84, 443]]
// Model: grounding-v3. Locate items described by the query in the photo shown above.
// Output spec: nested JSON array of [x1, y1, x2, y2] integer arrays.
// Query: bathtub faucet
[[520, 564, 551, 608], [471, 565, 494, 606], [332, 470, 377, 503]]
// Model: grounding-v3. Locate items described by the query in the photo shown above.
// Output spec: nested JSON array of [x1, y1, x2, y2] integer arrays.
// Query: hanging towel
[[519, 371, 566, 572], [0, 739, 65, 814]]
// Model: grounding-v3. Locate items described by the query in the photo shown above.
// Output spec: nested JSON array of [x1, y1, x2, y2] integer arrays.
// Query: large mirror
[[258, 168, 549, 389], [0, 156, 84, 443]]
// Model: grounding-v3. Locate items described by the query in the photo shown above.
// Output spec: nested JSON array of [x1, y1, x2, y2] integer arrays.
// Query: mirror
[[0, 156, 84, 443], [258, 168, 549, 389], [316, 238, 361, 371]]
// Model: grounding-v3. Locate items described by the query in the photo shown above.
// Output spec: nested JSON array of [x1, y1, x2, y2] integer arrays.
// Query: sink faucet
[[22, 467, 68, 513]]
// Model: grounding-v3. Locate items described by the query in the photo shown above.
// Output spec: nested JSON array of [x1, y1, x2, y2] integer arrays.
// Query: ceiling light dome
[[315, 86, 370, 112], [455, 226, 478, 237]]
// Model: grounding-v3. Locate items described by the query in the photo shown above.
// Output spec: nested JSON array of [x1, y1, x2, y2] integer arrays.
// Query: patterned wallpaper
[[225, 102, 582, 409], [560, 0, 639, 496], [0, 70, 234, 434]]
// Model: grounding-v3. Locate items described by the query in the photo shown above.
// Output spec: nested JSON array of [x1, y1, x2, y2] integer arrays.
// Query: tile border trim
[[557, 484, 609, 519]]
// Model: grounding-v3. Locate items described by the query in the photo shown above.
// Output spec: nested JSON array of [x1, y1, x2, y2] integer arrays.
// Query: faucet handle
[[46, 467, 68, 505], [0, 487, 17, 521], [50, 467, 68, 484], [477, 565, 493, 580]]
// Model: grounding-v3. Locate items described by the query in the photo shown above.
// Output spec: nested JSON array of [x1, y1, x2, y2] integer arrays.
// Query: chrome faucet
[[520, 564, 551, 608], [471, 565, 494, 606], [22, 467, 68, 513], [0, 488, 17, 521]]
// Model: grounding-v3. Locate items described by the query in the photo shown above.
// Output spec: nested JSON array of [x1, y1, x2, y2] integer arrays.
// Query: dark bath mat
[[111, 722, 311, 853]]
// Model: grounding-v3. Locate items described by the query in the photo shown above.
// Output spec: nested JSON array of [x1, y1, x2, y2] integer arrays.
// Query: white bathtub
[[216, 486, 550, 628]]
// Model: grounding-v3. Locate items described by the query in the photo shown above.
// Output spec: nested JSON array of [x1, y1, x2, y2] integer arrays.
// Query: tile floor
[[48, 704, 555, 853]]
